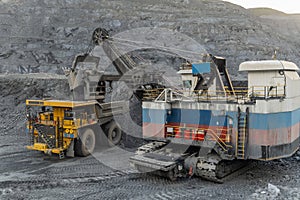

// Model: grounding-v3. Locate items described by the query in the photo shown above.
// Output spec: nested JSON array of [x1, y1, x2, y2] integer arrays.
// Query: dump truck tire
[[75, 128, 96, 156], [107, 121, 122, 146]]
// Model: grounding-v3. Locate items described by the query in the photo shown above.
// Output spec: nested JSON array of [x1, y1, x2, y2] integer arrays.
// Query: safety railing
[[143, 88, 165, 101], [144, 88, 250, 103], [248, 85, 285, 99], [73, 113, 98, 127], [193, 89, 249, 103], [143, 85, 285, 103], [207, 128, 232, 152]]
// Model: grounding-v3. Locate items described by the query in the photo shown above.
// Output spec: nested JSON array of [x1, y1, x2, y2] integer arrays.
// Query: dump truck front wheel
[[107, 121, 122, 146], [75, 128, 96, 156]]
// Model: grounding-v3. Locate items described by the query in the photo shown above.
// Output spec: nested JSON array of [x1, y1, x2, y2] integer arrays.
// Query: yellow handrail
[[240, 117, 247, 158], [205, 128, 233, 151]]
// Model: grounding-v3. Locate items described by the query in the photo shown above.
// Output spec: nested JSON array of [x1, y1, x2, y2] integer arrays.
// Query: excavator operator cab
[[178, 62, 211, 95]]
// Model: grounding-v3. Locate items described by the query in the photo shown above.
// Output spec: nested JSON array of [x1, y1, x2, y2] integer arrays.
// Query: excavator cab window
[[183, 80, 192, 88]]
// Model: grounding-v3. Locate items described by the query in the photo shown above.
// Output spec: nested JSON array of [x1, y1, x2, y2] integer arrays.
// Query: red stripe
[[249, 122, 300, 146], [143, 123, 165, 138], [143, 122, 228, 141]]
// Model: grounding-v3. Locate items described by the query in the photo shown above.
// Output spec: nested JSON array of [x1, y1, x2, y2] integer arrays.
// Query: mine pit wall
[[142, 98, 300, 161], [0, 74, 70, 104]]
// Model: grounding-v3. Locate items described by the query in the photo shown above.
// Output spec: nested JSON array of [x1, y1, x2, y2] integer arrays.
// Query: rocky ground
[[1, 0, 300, 199]]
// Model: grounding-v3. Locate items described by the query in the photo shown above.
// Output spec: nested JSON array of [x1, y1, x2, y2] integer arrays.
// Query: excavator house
[[130, 55, 300, 182]]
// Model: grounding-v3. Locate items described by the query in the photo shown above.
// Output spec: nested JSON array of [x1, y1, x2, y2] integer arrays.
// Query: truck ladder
[[34, 124, 65, 159], [34, 124, 54, 149], [236, 107, 249, 159]]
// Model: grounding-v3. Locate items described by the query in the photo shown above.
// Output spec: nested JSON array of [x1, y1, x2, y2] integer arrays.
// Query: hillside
[[248, 7, 287, 17], [0, 0, 299, 80], [249, 7, 300, 51]]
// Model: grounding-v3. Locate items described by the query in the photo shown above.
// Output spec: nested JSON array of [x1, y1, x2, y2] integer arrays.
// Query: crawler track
[[195, 155, 251, 183]]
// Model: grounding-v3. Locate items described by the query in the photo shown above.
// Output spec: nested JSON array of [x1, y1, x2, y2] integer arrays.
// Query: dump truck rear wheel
[[75, 128, 96, 156], [107, 121, 122, 146]]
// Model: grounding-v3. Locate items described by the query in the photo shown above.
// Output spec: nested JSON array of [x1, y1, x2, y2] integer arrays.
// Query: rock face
[[0, 73, 70, 103], [0, 0, 300, 79], [0, 74, 70, 139]]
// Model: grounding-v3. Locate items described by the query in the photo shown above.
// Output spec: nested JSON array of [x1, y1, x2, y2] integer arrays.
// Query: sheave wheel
[[75, 128, 96, 156], [107, 121, 122, 146], [92, 28, 109, 45]]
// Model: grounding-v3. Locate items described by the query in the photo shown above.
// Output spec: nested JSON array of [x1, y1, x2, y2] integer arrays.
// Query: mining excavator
[[130, 55, 300, 182], [26, 28, 164, 158]]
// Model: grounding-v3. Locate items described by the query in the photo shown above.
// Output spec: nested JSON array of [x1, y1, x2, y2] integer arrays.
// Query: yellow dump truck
[[26, 99, 126, 158]]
